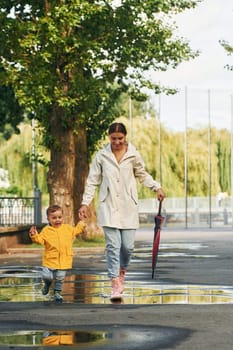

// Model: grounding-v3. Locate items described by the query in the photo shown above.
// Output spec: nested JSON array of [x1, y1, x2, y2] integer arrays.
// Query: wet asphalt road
[[1, 227, 233, 349]]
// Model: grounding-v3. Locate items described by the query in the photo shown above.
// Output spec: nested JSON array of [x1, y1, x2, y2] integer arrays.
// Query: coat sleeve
[[133, 150, 161, 191], [74, 221, 86, 237], [81, 152, 102, 206], [30, 231, 45, 245]]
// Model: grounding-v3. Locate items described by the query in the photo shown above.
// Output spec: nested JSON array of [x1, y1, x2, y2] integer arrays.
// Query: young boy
[[29, 205, 85, 302]]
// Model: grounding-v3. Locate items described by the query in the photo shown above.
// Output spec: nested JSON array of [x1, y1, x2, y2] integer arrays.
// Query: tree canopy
[[0, 0, 200, 223], [0, 68, 23, 139]]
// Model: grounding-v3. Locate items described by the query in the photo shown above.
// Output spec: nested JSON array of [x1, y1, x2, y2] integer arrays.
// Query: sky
[[150, 0, 233, 131]]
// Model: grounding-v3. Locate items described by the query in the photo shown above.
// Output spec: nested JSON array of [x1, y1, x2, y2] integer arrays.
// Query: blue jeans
[[42, 267, 66, 292], [103, 227, 136, 279]]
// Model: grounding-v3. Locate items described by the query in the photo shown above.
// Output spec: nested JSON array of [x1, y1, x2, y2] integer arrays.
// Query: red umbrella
[[152, 200, 164, 279]]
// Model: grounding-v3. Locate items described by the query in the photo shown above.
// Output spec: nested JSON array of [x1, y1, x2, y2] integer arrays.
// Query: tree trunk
[[47, 107, 77, 225], [47, 106, 103, 237], [74, 125, 89, 222], [74, 125, 104, 238]]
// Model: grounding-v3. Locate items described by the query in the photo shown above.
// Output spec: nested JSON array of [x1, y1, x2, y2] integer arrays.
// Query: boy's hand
[[29, 226, 37, 236]]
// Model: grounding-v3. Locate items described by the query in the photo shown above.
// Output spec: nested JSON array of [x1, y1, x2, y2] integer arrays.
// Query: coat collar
[[104, 142, 137, 157]]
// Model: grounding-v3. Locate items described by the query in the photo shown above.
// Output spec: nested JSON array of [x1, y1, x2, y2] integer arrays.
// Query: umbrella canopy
[[152, 200, 164, 279]]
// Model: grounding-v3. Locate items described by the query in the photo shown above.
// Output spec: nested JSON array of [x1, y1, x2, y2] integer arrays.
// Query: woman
[[78, 122, 165, 300]]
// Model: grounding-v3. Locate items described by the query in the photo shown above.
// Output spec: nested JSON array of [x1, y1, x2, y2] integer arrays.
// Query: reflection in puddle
[[133, 243, 217, 259], [0, 330, 109, 347], [0, 266, 233, 304], [0, 326, 188, 348]]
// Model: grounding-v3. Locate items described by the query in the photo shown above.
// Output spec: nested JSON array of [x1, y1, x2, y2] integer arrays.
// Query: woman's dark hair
[[108, 122, 127, 135]]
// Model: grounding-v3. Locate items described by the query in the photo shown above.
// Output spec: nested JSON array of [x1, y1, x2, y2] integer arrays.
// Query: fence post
[[34, 189, 42, 225]]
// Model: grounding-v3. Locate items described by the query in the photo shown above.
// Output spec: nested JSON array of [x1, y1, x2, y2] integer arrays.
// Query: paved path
[[0, 228, 233, 349]]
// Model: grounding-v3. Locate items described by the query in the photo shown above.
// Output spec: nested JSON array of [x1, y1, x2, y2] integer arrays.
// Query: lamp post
[[31, 118, 38, 192], [231, 95, 233, 227], [129, 95, 133, 141], [184, 86, 188, 228], [208, 89, 212, 228], [31, 118, 41, 225]]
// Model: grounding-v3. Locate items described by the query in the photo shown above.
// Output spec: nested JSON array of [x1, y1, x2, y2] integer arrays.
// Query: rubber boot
[[110, 277, 121, 300], [119, 269, 126, 294]]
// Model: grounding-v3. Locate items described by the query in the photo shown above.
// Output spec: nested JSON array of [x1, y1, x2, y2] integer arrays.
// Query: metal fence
[[0, 193, 232, 228], [0, 189, 42, 226], [139, 196, 233, 228]]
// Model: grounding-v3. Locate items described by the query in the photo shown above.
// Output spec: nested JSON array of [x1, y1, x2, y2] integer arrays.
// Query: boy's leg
[[53, 270, 66, 302], [41, 267, 53, 295]]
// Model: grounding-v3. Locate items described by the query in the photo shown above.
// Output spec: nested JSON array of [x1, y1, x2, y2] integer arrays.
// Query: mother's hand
[[78, 205, 88, 220]]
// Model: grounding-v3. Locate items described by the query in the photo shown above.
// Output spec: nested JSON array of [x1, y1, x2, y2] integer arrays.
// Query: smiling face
[[47, 209, 63, 228], [109, 131, 126, 152]]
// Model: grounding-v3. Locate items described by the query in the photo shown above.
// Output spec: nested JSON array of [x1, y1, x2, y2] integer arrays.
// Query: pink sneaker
[[110, 277, 122, 300], [119, 269, 126, 294]]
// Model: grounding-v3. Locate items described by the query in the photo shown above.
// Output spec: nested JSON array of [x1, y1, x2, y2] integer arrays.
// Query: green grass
[[27, 236, 105, 249], [73, 236, 105, 248]]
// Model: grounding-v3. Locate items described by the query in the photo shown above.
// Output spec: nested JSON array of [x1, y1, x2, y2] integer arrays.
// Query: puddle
[[133, 242, 217, 259], [0, 267, 233, 304], [0, 330, 109, 347], [0, 327, 189, 348]]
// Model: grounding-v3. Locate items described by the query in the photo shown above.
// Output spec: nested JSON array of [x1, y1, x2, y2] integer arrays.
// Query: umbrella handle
[[158, 199, 162, 216]]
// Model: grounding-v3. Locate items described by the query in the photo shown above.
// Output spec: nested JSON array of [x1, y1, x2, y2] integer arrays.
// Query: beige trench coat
[[81, 143, 161, 229]]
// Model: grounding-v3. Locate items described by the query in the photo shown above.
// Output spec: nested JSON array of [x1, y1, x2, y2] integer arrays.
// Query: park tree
[[0, 0, 199, 224]]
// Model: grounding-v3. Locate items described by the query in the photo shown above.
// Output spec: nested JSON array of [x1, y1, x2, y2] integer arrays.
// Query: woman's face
[[109, 132, 126, 151]]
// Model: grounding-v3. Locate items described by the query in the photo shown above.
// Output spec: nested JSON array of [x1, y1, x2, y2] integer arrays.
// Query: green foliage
[[0, 0, 199, 157], [216, 130, 231, 192], [0, 116, 231, 199], [0, 123, 49, 197], [0, 67, 24, 138], [0, 0, 202, 224], [114, 115, 231, 198]]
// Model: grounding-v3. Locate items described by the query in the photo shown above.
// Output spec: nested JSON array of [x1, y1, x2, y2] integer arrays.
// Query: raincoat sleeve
[[81, 152, 102, 206], [133, 150, 161, 192], [74, 220, 86, 237], [29, 227, 47, 245]]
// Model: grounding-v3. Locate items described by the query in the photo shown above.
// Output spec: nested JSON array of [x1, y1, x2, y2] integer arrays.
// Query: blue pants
[[103, 227, 136, 279], [42, 267, 66, 292]]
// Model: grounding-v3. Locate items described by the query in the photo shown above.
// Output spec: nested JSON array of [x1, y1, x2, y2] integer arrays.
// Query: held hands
[[78, 205, 88, 220], [29, 225, 37, 236]]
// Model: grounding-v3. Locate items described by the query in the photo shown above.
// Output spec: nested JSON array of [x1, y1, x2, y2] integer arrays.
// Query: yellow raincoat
[[43, 332, 74, 345], [30, 221, 85, 269]]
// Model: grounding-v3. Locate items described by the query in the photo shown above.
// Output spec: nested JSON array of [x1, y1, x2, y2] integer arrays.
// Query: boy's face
[[47, 209, 63, 227]]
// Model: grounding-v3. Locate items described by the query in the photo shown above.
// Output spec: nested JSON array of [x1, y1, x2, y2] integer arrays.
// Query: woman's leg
[[120, 229, 136, 270], [118, 229, 136, 293], [103, 226, 121, 279]]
